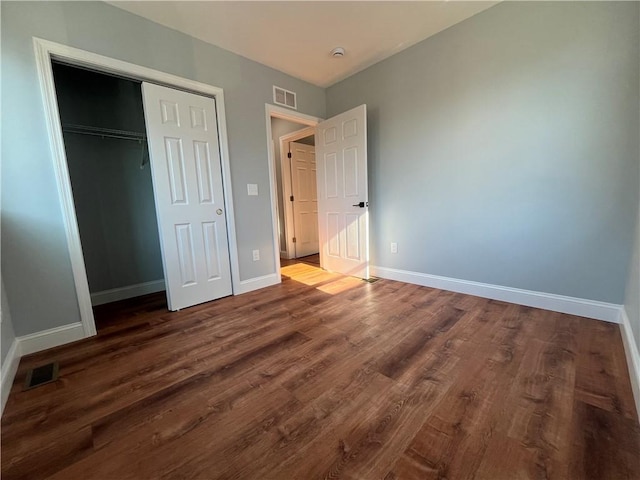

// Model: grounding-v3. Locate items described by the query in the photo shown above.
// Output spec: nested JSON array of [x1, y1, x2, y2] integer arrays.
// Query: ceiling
[[108, 1, 498, 88]]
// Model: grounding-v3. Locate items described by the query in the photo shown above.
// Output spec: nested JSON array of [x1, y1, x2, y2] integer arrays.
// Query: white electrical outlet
[[252, 249, 260, 261], [390, 242, 398, 254], [247, 184, 258, 196]]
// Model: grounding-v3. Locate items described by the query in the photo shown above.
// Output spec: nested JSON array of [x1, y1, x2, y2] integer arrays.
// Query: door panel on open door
[[315, 105, 369, 279], [142, 82, 232, 310]]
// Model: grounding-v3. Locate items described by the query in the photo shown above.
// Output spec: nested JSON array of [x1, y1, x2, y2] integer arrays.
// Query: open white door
[[315, 105, 369, 279], [142, 82, 232, 310], [290, 141, 319, 258]]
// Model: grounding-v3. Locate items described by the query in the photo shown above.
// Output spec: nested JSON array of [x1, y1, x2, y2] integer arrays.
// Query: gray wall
[[327, 1, 639, 303], [1, 1, 326, 336], [2, 1, 638, 340], [271, 118, 312, 253], [625, 212, 640, 354], [54, 63, 164, 293], [1, 279, 16, 369]]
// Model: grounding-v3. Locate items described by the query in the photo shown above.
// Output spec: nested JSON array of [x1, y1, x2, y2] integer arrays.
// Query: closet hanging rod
[[62, 123, 147, 142]]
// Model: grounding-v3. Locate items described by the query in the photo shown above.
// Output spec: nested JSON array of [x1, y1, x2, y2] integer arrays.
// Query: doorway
[[52, 62, 166, 316], [287, 138, 318, 258], [265, 105, 322, 276], [265, 103, 370, 280], [36, 38, 239, 338], [273, 123, 318, 260], [52, 62, 234, 329]]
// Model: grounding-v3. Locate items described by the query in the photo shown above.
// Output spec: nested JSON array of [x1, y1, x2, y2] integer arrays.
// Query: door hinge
[[287, 152, 292, 158], [290, 195, 294, 202], [292, 237, 297, 243]]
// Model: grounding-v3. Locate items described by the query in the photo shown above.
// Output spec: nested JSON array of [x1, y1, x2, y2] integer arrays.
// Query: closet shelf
[[62, 123, 147, 142], [62, 123, 149, 169]]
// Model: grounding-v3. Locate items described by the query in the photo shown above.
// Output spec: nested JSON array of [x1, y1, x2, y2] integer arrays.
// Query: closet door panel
[[142, 82, 232, 311], [193, 140, 215, 205], [175, 223, 197, 286], [164, 137, 188, 205], [202, 221, 222, 280]]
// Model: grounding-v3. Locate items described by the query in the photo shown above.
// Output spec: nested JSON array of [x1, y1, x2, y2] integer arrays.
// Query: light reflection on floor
[[280, 262, 363, 295]]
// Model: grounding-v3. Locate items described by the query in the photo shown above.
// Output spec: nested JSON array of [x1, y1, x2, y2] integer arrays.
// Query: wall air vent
[[273, 86, 297, 110]]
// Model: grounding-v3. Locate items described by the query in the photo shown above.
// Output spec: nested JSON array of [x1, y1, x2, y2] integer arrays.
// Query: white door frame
[[264, 104, 322, 272], [33, 37, 241, 338], [278, 127, 315, 259]]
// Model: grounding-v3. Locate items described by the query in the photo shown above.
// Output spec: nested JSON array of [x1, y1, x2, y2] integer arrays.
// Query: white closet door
[[315, 104, 369, 279], [290, 141, 319, 257], [142, 82, 232, 311]]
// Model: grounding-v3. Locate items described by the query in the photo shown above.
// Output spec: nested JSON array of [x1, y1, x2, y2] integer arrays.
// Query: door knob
[[216, 209, 223, 215], [352, 201, 367, 208]]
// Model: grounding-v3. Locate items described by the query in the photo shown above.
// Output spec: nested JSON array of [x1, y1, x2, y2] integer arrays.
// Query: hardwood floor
[[280, 253, 320, 267], [2, 263, 639, 479]]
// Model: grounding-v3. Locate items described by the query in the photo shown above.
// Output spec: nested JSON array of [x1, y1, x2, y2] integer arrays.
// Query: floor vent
[[24, 362, 59, 390]]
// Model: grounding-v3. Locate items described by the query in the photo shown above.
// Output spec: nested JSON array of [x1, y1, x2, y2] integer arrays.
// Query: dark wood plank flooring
[[2, 262, 639, 479], [281, 253, 320, 267]]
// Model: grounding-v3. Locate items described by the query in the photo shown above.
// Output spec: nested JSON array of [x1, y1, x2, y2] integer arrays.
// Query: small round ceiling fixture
[[331, 47, 345, 58]]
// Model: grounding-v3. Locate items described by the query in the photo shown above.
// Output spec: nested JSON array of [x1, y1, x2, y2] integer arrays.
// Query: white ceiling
[[108, 1, 498, 88]]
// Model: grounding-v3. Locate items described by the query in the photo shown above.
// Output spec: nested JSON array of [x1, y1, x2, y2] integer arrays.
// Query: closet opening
[[36, 39, 239, 338], [52, 62, 166, 330]]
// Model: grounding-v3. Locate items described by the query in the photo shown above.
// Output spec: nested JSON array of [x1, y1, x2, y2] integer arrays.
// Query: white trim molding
[[33, 37, 240, 337], [18, 322, 85, 357], [34, 39, 97, 338], [1, 339, 21, 416], [371, 266, 622, 323], [2, 322, 86, 416], [267, 103, 321, 125], [619, 308, 640, 418], [91, 280, 165, 306], [235, 273, 281, 295]]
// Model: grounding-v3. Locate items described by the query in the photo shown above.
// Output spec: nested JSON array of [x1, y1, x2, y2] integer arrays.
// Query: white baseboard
[[371, 266, 622, 323], [91, 279, 165, 306], [18, 322, 85, 356], [619, 307, 640, 419], [2, 322, 87, 417], [235, 273, 281, 295], [1, 339, 21, 416]]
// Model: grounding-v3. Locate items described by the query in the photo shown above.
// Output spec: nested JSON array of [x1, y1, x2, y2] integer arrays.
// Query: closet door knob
[[216, 209, 223, 215]]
